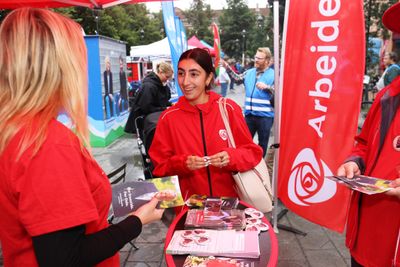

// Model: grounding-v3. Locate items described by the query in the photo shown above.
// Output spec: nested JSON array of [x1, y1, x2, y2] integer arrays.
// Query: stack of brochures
[[185, 195, 239, 210], [184, 209, 246, 230], [166, 229, 260, 258], [182, 255, 257, 267]]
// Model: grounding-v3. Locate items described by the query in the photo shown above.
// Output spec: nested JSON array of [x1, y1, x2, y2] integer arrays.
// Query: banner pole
[[271, 0, 306, 237], [272, 0, 280, 234]]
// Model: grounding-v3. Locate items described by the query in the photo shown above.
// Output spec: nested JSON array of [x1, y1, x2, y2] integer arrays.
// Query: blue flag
[[162, 1, 187, 96]]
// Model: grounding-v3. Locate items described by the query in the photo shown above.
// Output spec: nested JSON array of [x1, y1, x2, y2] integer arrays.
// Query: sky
[[145, 0, 269, 12]]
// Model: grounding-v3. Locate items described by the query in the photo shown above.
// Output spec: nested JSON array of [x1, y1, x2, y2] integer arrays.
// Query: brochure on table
[[185, 209, 246, 230], [166, 229, 260, 258], [182, 255, 257, 267]]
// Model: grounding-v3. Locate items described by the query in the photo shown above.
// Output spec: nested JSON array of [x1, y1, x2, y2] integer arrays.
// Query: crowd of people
[[1, 2, 400, 267]]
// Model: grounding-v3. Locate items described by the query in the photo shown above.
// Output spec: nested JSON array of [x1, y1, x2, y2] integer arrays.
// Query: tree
[[0, 9, 11, 22], [364, 0, 397, 76], [183, 0, 214, 44], [55, 4, 163, 54], [218, 0, 256, 60]]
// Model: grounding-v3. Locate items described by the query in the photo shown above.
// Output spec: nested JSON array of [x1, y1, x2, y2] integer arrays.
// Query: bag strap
[[218, 98, 236, 148]]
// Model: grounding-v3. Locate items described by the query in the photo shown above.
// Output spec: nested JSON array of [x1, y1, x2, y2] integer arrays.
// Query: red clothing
[[346, 78, 400, 267], [149, 91, 262, 198], [0, 120, 119, 267]]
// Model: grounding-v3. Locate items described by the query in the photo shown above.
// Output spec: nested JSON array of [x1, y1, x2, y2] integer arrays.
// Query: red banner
[[278, 0, 365, 232], [212, 23, 221, 76]]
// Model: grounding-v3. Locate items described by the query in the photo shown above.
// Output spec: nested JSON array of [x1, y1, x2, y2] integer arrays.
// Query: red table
[[164, 201, 279, 266]]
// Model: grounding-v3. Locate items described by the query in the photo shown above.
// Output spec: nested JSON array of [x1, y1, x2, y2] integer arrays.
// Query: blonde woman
[[0, 8, 173, 267], [127, 61, 173, 152], [135, 61, 174, 116]]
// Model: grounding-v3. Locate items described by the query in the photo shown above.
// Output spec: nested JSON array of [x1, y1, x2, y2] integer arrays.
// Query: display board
[[59, 35, 129, 147]]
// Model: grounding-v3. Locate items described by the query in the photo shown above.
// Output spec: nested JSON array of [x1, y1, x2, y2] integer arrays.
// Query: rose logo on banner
[[288, 148, 337, 206]]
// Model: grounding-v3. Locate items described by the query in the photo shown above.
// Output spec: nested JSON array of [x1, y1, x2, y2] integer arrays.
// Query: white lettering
[[316, 55, 336, 75], [309, 116, 326, 138], [311, 20, 339, 42], [314, 100, 328, 112], [319, 0, 340, 16], [310, 45, 337, 52], [309, 78, 332, 98], [308, 0, 341, 138]]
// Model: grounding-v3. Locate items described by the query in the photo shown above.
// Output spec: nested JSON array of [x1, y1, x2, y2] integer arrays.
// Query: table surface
[[164, 202, 279, 267]]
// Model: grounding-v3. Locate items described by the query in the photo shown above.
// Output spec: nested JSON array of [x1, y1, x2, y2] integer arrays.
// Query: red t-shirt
[[0, 120, 119, 267]]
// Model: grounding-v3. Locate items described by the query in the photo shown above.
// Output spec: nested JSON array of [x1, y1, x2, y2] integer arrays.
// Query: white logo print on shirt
[[219, 129, 227, 141]]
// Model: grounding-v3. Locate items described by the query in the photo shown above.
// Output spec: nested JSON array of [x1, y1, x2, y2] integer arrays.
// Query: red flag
[[212, 23, 221, 76], [278, 0, 365, 232]]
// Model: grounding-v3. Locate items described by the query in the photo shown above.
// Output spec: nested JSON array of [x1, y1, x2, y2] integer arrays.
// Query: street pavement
[[0, 84, 351, 267]]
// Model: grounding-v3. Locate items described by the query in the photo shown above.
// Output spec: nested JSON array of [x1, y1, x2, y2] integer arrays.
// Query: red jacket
[[346, 78, 400, 267], [149, 91, 263, 198]]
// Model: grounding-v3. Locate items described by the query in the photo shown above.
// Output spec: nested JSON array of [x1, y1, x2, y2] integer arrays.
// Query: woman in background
[[149, 48, 262, 200], [136, 62, 174, 116], [0, 8, 173, 267]]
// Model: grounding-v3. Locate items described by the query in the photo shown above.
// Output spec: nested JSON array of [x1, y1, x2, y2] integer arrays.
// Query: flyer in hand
[[111, 175, 184, 217], [325, 175, 394, 195]]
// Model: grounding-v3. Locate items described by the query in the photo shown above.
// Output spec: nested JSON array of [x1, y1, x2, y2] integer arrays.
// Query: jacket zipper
[[199, 110, 213, 196]]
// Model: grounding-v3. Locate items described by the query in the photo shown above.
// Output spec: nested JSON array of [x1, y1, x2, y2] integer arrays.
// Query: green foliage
[[183, 0, 214, 44], [364, 0, 397, 76], [53, 4, 163, 54], [218, 0, 269, 60], [0, 9, 11, 22]]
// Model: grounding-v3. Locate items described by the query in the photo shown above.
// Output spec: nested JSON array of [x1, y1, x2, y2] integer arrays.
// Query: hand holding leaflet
[[326, 175, 394, 195], [112, 176, 184, 217]]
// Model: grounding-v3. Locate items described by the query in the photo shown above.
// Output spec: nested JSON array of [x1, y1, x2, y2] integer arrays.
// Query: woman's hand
[[337, 161, 360, 178], [129, 198, 163, 225], [209, 151, 230, 168], [129, 191, 175, 225], [386, 178, 400, 199], [155, 190, 177, 201], [186, 155, 208, 171]]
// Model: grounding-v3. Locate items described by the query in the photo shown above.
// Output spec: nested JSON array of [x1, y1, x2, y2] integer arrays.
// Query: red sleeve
[[223, 100, 263, 172], [149, 114, 191, 177], [350, 90, 383, 161], [19, 139, 99, 236]]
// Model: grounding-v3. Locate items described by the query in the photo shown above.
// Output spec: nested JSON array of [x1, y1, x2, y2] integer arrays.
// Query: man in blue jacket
[[243, 47, 274, 157], [224, 47, 274, 157]]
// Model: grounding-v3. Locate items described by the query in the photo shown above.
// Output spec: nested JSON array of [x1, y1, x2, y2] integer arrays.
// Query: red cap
[[383, 2, 400, 33]]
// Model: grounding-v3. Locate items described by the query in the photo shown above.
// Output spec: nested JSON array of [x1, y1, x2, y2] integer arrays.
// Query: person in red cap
[[337, 3, 400, 267]]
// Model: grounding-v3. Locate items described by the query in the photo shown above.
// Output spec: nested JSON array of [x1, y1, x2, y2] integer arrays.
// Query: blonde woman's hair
[[0, 8, 89, 159], [156, 62, 173, 75], [257, 47, 272, 60]]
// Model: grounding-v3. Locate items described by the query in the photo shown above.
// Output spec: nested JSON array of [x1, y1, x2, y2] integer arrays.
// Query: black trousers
[[351, 257, 364, 267]]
